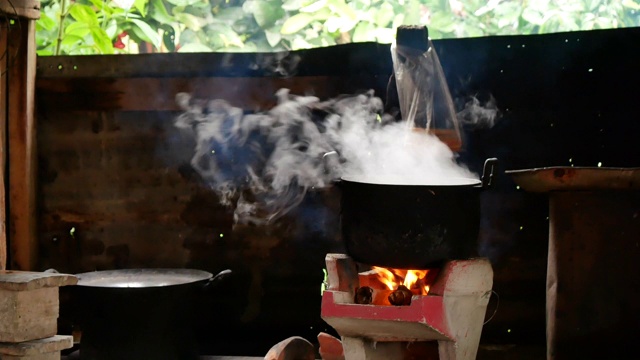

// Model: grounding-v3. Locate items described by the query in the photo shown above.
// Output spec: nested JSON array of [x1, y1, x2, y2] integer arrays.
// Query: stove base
[[341, 337, 440, 360], [321, 254, 494, 360]]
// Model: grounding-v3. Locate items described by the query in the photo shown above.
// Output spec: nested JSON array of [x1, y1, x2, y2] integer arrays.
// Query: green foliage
[[36, 0, 640, 55]]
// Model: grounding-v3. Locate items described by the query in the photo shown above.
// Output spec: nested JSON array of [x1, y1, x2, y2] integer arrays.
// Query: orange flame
[[371, 266, 433, 295]]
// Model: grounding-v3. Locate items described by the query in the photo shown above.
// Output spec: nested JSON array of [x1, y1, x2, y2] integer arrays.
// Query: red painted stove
[[321, 254, 493, 360]]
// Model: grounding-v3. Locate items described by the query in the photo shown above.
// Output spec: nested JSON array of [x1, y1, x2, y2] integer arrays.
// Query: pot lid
[[76, 268, 212, 288]]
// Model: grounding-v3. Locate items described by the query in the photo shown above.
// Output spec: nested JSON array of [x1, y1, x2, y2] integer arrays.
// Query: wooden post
[[2, 1, 40, 270], [0, 16, 7, 270], [547, 191, 640, 359]]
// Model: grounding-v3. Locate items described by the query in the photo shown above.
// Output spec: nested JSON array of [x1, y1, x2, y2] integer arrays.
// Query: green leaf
[[375, 2, 394, 27], [87, 0, 114, 15], [165, 0, 202, 6], [149, 0, 174, 24], [90, 27, 114, 54], [429, 12, 456, 33], [36, 12, 56, 31], [460, 23, 484, 37], [324, 16, 343, 33], [402, 0, 421, 25], [178, 43, 213, 53], [310, 7, 332, 21], [179, 28, 198, 45], [69, 4, 99, 25], [300, 0, 327, 13], [217, 31, 245, 48], [105, 19, 118, 38], [65, 22, 92, 37], [37, 49, 54, 56], [175, 12, 205, 31], [291, 36, 313, 49], [216, 6, 245, 23], [327, 0, 357, 21], [60, 34, 84, 47], [282, 0, 313, 11], [374, 27, 395, 43], [134, 0, 148, 17], [623, 0, 640, 10], [253, 1, 285, 28], [281, 13, 314, 34], [129, 18, 162, 48], [201, 23, 245, 48], [265, 28, 282, 47], [352, 21, 375, 42], [521, 8, 545, 26]]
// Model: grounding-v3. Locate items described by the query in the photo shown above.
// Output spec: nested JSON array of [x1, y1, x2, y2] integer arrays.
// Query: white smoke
[[458, 95, 500, 129], [174, 88, 484, 226]]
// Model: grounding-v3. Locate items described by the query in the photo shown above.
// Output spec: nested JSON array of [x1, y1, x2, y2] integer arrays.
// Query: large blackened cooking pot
[[338, 158, 498, 269], [64, 268, 231, 360]]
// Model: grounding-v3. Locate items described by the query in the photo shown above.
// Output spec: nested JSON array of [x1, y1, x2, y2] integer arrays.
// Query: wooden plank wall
[[36, 49, 392, 352], [34, 47, 391, 273]]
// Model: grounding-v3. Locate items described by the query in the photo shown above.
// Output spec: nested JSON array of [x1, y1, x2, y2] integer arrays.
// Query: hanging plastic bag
[[391, 26, 462, 152]]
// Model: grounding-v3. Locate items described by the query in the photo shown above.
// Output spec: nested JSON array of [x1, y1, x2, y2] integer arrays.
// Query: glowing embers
[[355, 266, 440, 306]]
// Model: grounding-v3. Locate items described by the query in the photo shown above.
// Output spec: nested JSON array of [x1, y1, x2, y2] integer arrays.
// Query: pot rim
[[75, 268, 213, 288], [339, 175, 482, 187]]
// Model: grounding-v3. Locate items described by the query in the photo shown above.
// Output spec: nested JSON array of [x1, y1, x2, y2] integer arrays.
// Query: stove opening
[[355, 266, 440, 306]]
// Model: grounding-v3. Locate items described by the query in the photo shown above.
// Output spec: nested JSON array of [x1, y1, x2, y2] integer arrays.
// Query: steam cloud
[[174, 88, 492, 226], [458, 95, 500, 129]]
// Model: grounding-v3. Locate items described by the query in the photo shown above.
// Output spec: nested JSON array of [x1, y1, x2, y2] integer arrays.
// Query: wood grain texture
[[0, 19, 8, 270], [548, 191, 640, 359], [0, 0, 40, 20], [36, 76, 346, 112], [8, 18, 37, 270]]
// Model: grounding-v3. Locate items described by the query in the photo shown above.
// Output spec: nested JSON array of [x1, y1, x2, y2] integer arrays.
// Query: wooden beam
[[36, 76, 352, 112], [8, 17, 37, 270], [0, 19, 7, 270], [35, 43, 392, 78], [0, 0, 40, 20]]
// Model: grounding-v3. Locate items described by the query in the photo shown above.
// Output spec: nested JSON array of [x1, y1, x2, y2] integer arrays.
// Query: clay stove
[[321, 254, 492, 360]]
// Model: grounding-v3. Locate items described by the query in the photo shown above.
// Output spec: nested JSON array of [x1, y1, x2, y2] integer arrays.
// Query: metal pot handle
[[481, 158, 499, 188], [323, 151, 342, 180], [201, 269, 232, 292]]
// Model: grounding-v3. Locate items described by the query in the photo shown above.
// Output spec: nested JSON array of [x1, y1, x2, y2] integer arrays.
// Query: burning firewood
[[354, 286, 373, 304], [388, 285, 413, 306]]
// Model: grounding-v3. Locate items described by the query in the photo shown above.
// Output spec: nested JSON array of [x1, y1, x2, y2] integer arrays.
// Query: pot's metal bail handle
[[202, 269, 232, 292], [323, 151, 341, 178], [481, 158, 499, 188]]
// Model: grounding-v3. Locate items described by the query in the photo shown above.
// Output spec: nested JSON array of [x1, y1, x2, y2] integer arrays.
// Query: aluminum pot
[[337, 158, 498, 269], [61, 268, 231, 360]]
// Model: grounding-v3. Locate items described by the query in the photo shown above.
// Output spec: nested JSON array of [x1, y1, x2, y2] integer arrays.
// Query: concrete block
[[0, 335, 73, 360], [0, 271, 77, 342]]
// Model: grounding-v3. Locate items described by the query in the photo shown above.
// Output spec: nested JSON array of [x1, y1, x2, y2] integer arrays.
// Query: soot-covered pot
[[338, 158, 498, 269], [62, 268, 231, 360]]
